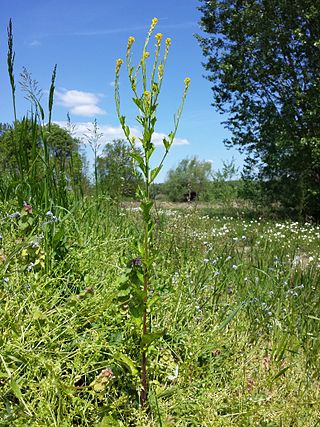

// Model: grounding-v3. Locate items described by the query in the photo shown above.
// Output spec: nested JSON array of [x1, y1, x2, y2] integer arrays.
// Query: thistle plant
[[114, 18, 190, 407]]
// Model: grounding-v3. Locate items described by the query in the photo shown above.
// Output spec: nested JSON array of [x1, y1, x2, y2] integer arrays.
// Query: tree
[[210, 159, 242, 206], [197, 0, 320, 219], [97, 139, 143, 199], [164, 156, 212, 202], [0, 120, 85, 202]]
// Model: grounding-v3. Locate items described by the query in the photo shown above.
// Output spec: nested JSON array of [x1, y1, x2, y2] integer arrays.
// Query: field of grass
[[1, 199, 320, 426]]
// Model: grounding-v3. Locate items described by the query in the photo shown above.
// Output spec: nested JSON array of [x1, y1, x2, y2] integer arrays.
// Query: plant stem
[[141, 169, 150, 407]]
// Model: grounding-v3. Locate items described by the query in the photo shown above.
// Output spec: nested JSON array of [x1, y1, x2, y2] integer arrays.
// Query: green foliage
[[0, 120, 85, 206], [97, 139, 143, 199], [209, 159, 243, 206], [197, 0, 320, 219], [3, 21, 86, 209], [164, 156, 212, 202]]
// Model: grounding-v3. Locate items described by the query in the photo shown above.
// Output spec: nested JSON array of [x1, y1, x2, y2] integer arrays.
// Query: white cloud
[[55, 89, 106, 117], [72, 21, 196, 37], [70, 105, 105, 116], [28, 40, 41, 47], [152, 132, 189, 146], [55, 121, 189, 153]]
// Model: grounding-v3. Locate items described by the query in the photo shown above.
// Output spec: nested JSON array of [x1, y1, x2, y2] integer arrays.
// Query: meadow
[[1, 199, 320, 426], [1, 15, 320, 426]]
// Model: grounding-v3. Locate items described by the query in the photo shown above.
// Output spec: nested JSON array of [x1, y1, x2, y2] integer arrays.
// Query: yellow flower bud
[[144, 51, 150, 59], [155, 33, 163, 44], [184, 77, 191, 88], [116, 58, 123, 73], [158, 64, 164, 80], [165, 38, 171, 47], [144, 91, 151, 104], [127, 36, 135, 49], [151, 17, 158, 27]]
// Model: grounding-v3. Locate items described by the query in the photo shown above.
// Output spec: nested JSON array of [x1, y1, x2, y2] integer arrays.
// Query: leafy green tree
[[0, 120, 85, 202], [209, 159, 242, 206], [197, 0, 320, 219], [97, 139, 143, 199], [164, 156, 212, 202]]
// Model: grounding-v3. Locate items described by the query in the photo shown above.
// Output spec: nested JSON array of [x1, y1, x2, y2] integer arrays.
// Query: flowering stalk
[[115, 18, 190, 408]]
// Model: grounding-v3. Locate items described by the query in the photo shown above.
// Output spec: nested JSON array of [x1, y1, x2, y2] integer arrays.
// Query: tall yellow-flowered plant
[[114, 18, 190, 408]]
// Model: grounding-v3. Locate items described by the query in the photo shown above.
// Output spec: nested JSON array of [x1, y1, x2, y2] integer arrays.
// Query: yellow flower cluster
[[155, 33, 163, 44], [144, 51, 150, 59], [116, 58, 123, 73], [165, 38, 171, 47], [151, 17, 158, 28], [184, 77, 191, 89], [127, 36, 135, 49], [158, 64, 164, 80], [144, 91, 151, 104]]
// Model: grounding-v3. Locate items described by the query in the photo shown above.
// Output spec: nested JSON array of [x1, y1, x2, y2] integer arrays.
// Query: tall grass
[[1, 205, 320, 425]]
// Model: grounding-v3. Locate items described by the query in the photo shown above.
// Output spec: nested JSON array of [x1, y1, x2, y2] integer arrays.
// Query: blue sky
[[0, 0, 244, 181]]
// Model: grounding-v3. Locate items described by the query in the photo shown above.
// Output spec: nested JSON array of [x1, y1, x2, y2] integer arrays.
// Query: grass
[[1, 199, 320, 426]]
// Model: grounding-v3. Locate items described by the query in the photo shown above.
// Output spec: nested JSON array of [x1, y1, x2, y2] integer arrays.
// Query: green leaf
[[136, 115, 145, 126], [142, 330, 164, 347], [150, 166, 161, 182], [157, 386, 178, 399], [37, 101, 45, 121], [10, 379, 23, 400], [147, 294, 159, 309], [133, 98, 142, 110], [218, 301, 245, 330], [124, 125, 130, 138], [143, 128, 151, 145], [163, 138, 170, 151], [140, 200, 153, 222], [307, 315, 320, 321], [98, 415, 122, 427], [272, 365, 293, 381], [114, 352, 138, 376], [129, 300, 144, 319], [136, 271, 145, 285], [130, 152, 146, 175]]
